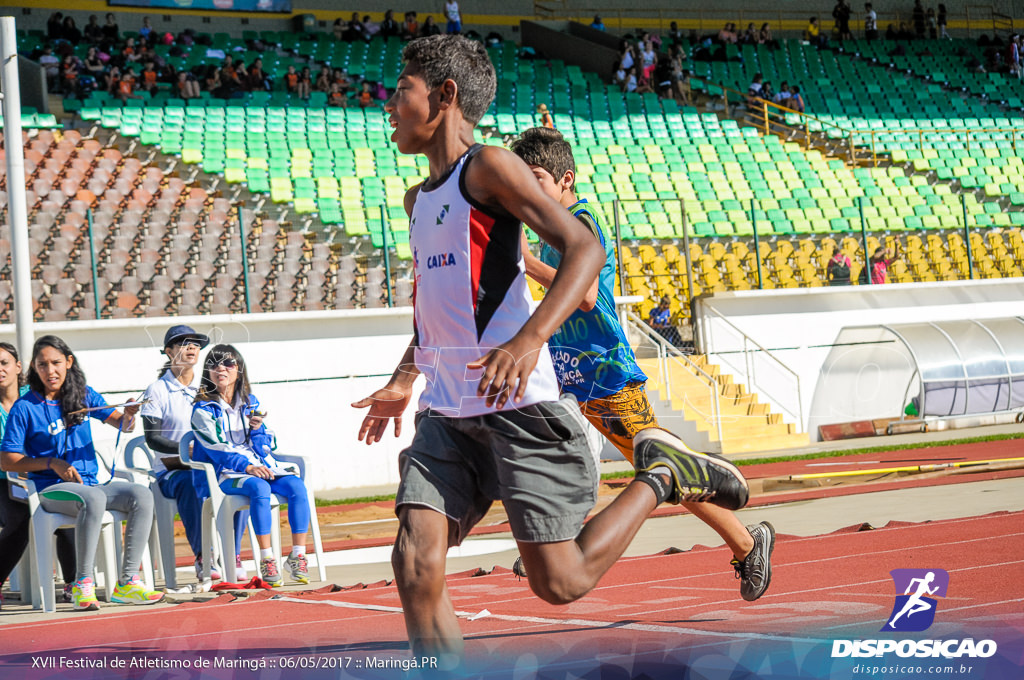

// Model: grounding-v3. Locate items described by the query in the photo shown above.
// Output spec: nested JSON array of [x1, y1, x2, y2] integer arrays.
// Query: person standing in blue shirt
[[511, 127, 775, 601], [0, 341, 75, 609], [0, 335, 163, 611]]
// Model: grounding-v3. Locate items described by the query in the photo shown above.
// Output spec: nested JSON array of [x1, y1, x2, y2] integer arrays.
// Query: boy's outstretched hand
[[352, 384, 413, 444], [468, 331, 545, 409]]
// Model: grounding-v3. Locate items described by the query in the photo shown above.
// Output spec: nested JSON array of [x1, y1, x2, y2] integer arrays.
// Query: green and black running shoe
[[633, 427, 749, 510]]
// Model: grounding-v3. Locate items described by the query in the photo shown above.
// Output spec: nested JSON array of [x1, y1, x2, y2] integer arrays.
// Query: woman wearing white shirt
[[141, 325, 247, 580], [190, 345, 310, 586]]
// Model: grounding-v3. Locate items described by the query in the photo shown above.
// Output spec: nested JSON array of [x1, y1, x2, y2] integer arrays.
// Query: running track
[[3, 511, 1022, 679]]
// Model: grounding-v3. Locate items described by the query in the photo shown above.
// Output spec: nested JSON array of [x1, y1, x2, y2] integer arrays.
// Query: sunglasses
[[176, 339, 203, 349], [213, 358, 238, 369]]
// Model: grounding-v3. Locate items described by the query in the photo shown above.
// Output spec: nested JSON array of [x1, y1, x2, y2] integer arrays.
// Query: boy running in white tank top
[[352, 34, 749, 667]]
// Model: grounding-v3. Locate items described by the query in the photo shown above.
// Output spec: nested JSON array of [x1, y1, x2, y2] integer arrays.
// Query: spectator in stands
[[60, 55, 80, 95], [653, 55, 674, 99], [220, 56, 244, 96], [1008, 35, 1021, 79], [897, 21, 914, 40], [298, 66, 312, 100], [938, 4, 949, 38], [61, 17, 82, 46], [380, 10, 401, 38], [648, 297, 683, 346], [741, 23, 757, 44], [140, 61, 158, 95], [141, 326, 249, 582], [123, 37, 142, 64], [420, 16, 441, 37], [116, 69, 142, 103], [618, 40, 636, 74], [403, 12, 420, 39], [139, 17, 154, 42], [537, 103, 554, 128], [105, 65, 121, 95], [46, 12, 64, 42], [774, 81, 792, 105], [177, 71, 200, 100], [345, 13, 368, 42], [204, 65, 226, 98], [592, 15, 606, 32], [358, 81, 374, 107], [84, 15, 103, 44], [666, 21, 684, 45], [444, 0, 462, 34], [332, 17, 347, 41], [790, 85, 805, 112], [623, 66, 639, 93], [329, 79, 348, 107], [1, 335, 162, 612], [190, 345, 311, 587], [315, 65, 332, 92], [284, 65, 299, 95], [926, 8, 938, 39], [913, 0, 926, 39], [865, 244, 900, 284], [758, 23, 778, 49], [0, 342, 77, 611], [833, 0, 853, 41], [363, 14, 381, 37], [640, 38, 657, 82], [83, 46, 105, 78], [249, 57, 270, 91], [102, 13, 120, 43], [671, 66, 692, 106], [718, 23, 739, 44], [748, 72, 764, 100], [39, 46, 61, 92], [613, 59, 627, 89], [885, 23, 898, 40], [827, 247, 852, 285], [805, 17, 827, 46], [864, 3, 879, 40]]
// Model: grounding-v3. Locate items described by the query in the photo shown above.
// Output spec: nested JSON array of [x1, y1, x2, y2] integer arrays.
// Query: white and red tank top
[[409, 145, 560, 417]]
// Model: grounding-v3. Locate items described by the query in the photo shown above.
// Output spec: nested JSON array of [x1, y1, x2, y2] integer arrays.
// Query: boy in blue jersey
[[511, 127, 775, 601]]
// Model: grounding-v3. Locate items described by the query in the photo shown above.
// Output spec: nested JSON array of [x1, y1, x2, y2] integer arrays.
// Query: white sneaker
[[235, 555, 248, 580]]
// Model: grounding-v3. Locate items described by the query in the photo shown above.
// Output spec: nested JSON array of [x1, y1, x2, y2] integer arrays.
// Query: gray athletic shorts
[[396, 394, 597, 545]]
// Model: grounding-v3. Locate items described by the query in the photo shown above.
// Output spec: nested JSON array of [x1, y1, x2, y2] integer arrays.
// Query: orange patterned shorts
[[578, 381, 658, 465]]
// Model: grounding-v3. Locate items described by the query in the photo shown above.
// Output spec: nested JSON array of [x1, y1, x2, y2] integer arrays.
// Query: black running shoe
[[512, 556, 527, 579], [633, 428, 749, 510], [732, 521, 775, 602]]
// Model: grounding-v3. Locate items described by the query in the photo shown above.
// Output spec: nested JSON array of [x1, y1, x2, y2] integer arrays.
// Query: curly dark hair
[[28, 335, 88, 427], [195, 344, 251, 407], [402, 34, 496, 124], [0, 342, 27, 388], [509, 127, 577, 192]]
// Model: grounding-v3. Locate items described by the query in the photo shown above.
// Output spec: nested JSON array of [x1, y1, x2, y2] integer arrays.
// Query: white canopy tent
[[809, 318, 1024, 434]]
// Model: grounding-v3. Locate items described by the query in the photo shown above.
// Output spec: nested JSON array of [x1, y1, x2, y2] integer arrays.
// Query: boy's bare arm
[[465, 147, 604, 406], [519, 231, 598, 311], [352, 335, 420, 443]]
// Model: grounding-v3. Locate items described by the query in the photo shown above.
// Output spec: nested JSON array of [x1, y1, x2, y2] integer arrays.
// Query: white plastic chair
[[94, 447, 157, 592], [122, 436, 181, 589], [6, 470, 117, 613], [180, 432, 281, 583], [179, 433, 326, 583]]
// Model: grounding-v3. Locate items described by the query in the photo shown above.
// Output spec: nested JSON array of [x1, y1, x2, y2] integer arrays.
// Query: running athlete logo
[[882, 569, 949, 632]]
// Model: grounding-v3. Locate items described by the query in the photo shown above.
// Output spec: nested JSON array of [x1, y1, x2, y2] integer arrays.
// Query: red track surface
[[3, 511, 1022, 679]]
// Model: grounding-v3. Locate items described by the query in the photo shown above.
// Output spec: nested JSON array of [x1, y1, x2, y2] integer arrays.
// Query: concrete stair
[[636, 355, 809, 455]]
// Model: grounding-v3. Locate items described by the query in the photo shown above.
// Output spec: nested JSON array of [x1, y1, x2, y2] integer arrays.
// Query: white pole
[[1, 16, 35, 362]]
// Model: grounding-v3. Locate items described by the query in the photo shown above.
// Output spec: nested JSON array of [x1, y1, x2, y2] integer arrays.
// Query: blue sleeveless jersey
[[539, 199, 647, 400]]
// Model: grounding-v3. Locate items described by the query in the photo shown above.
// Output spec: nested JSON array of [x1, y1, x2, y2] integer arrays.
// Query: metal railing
[[696, 304, 804, 432], [627, 310, 724, 444], [532, 3, 1006, 36]]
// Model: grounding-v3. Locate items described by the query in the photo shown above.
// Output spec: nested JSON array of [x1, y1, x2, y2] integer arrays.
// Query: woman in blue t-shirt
[[0, 335, 163, 611], [0, 341, 76, 608]]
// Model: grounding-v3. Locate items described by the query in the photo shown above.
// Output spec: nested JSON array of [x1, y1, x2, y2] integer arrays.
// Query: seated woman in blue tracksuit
[[190, 344, 309, 586]]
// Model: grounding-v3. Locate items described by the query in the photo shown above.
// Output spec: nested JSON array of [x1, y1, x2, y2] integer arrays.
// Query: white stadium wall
[[692, 278, 1024, 441]]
